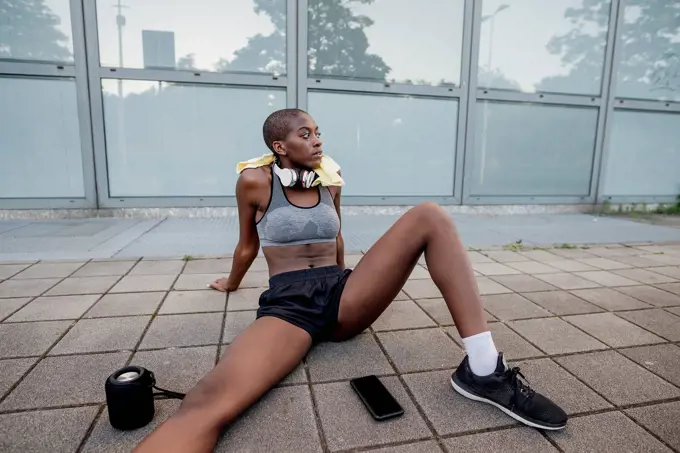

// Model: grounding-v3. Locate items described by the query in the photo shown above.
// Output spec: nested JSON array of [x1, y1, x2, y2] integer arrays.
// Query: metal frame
[[0, 0, 97, 210]]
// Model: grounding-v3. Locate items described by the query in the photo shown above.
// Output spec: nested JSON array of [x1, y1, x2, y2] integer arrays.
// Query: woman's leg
[[133, 317, 312, 453], [333, 202, 486, 340], [332, 202, 568, 430]]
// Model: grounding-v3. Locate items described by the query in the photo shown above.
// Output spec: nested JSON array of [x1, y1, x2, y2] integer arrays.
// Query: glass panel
[[0, 0, 73, 63], [0, 77, 84, 198], [307, 0, 464, 86], [96, 0, 286, 75], [308, 92, 458, 196], [615, 1, 680, 102], [603, 111, 680, 197], [470, 101, 598, 197], [102, 80, 285, 197], [478, 0, 611, 95]]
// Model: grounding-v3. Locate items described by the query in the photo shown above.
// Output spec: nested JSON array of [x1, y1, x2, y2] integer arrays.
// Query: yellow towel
[[236, 153, 344, 187]]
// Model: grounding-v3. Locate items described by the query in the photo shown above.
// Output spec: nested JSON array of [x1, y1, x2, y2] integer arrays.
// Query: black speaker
[[105, 366, 156, 430]]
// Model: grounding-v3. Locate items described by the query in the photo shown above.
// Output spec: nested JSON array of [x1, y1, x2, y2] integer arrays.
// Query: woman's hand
[[209, 277, 238, 292]]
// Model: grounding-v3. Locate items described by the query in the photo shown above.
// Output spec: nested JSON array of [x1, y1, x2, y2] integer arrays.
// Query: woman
[[133, 109, 567, 452]]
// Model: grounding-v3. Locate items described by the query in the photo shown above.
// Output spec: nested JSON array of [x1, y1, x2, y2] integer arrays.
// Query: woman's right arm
[[210, 171, 261, 292]]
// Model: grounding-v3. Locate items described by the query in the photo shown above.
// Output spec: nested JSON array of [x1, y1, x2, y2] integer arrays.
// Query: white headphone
[[273, 164, 318, 189]]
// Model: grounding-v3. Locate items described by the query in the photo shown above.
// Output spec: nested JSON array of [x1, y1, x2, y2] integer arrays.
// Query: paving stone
[[403, 279, 441, 299], [51, 316, 150, 354], [489, 275, 557, 293], [314, 376, 430, 451], [222, 310, 256, 343], [73, 261, 136, 277], [82, 400, 180, 453], [467, 251, 494, 263], [0, 406, 99, 453], [648, 266, 680, 279], [85, 292, 165, 317], [229, 271, 270, 288], [472, 263, 522, 276], [508, 318, 606, 355], [547, 411, 672, 453], [183, 258, 233, 274], [372, 300, 436, 331], [0, 297, 30, 320], [570, 288, 651, 311], [586, 246, 639, 257], [0, 278, 61, 298], [617, 309, 680, 341], [368, 441, 443, 453], [0, 357, 37, 397], [344, 254, 363, 267], [482, 293, 552, 321], [140, 313, 222, 349], [626, 401, 680, 451], [7, 294, 100, 321], [476, 277, 513, 295], [483, 251, 530, 263], [506, 260, 561, 274], [307, 333, 393, 382], [443, 427, 559, 453], [646, 254, 680, 266], [534, 273, 600, 290], [546, 260, 598, 272], [564, 312, 665, 348], [415, 298, 496, 325], [0, 320, 71, 358], [0, 264, 30, 280], [13, 261, 85, 279], [159, 290, 225, 314], [129, 260, 185, 275], [377, 328, 463, 373], [403, 369, 516, 435], [576, 257, 633, 270], [620, 344, 680, 387], [668, 306, 680, 316], [574, 271, 639, 287], [519, 250, 563, 262], [394, 290, 410, 301], [407, 265, 430, 280], [610, 255, 669, 268], [227, 287, 265, 311], [447, 323, 542, 361], [615, 285, 680, 307], [110, 274, 176, 293], [548, 249, 596, 259], [131, 346, 216, 393], [174, 273, 225, 290], [521, 291, 603, 315], [0, 352, 129, 410], [613, 268, 678, 285], [656, 282, 680, 296], [46, 276, 119, 296], [555, 350, 680, 405], [514, 358, 612, 415]]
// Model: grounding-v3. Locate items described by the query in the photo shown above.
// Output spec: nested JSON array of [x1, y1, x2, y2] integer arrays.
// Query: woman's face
[[277, 113, 323, 169]]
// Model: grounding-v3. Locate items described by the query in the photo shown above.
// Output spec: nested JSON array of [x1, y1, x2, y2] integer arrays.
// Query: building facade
[[1, 0, 679, 211]]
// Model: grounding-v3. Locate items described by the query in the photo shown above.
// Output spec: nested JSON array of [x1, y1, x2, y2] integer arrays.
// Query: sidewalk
[[1, 242, 680, 452]]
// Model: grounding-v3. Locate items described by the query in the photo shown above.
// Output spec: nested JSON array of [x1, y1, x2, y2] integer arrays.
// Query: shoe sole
[[450, 376, 566, 430]]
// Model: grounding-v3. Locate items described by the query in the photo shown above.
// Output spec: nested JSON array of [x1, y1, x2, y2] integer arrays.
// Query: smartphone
[[350, 375, 404, 421]]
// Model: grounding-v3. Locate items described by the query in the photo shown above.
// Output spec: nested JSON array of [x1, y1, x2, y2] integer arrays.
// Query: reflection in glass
[[0, 77, 84, 198], [603, 111, 680, 197], [96, 0, 286, 74], [101, 80, 285, 197], [470, 101, 597, 197], [478, 0, 611, 95], [307, 0, 464, 86], [0, 0, 73, 63], [615, 1, 680, 102], [308, 91, 458, 196]]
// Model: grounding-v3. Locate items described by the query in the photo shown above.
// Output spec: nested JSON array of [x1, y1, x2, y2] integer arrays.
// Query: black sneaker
[[451, 352, 567, 430]]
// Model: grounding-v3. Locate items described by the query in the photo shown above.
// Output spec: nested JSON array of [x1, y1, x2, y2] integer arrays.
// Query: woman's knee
[[412, 202, 451, 224]]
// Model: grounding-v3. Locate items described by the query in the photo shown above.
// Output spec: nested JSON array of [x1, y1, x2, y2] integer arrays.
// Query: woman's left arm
[[332, 174, 345, 270]]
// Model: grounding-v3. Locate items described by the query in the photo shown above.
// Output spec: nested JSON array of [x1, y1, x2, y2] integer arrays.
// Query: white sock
[[461, 331, 499, 376]]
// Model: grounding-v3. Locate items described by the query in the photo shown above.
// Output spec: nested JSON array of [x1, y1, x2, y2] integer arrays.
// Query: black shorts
[[256, 265, 352, 343]]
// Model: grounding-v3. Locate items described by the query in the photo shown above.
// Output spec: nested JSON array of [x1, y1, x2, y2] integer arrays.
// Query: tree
[[0, 0, 72, 62], [218, 0, 390, 80], [537, 0, 680, 98]]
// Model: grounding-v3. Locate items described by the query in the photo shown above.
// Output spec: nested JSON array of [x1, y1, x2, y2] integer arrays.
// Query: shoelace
[[506, 367, 535, 398]]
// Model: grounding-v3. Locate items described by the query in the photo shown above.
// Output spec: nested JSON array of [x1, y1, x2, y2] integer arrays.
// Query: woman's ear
[[272, 141, 286, 156]]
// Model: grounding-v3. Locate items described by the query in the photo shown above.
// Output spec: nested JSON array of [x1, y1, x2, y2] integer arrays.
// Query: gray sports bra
[[256, 167, 340, 247]]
